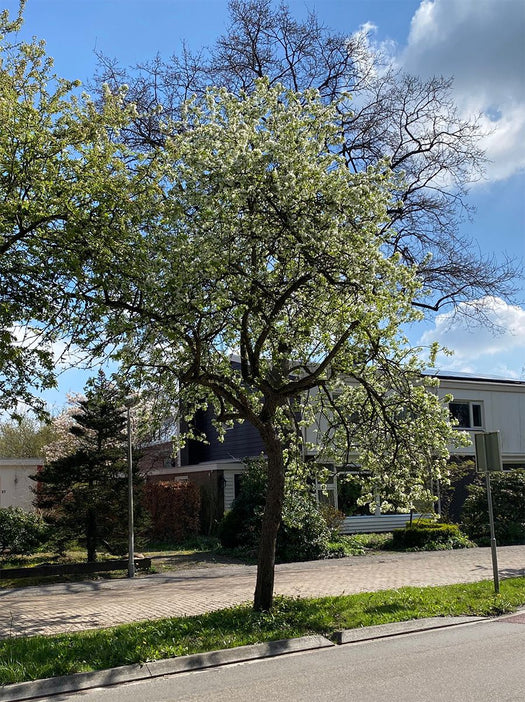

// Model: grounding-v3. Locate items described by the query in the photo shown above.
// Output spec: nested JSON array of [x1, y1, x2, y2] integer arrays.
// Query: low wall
[[0, 558, 152, 580]]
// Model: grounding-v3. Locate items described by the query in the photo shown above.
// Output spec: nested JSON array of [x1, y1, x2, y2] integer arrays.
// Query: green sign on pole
[[474, 431, 502, 473]]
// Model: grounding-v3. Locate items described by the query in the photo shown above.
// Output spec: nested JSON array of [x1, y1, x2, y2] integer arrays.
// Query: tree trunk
[[253, 429, 286, 611], [86, 508, 97, 562]]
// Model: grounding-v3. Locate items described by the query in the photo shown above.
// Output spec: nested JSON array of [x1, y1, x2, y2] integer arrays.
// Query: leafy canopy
[[86, 80, 467, 510], [95, 0, 518, 316], [0, 415, 56, 458], [0, 3, 160, 416]]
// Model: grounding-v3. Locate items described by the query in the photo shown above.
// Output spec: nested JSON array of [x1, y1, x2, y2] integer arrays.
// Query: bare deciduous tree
[[93, 0, 518, 314]]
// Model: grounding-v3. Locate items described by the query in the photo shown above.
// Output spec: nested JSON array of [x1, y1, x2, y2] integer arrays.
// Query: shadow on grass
[[361, 602, 410, 616]]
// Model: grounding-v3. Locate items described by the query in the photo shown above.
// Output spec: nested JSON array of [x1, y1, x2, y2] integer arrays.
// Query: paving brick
[[1, 546, 523, 639]]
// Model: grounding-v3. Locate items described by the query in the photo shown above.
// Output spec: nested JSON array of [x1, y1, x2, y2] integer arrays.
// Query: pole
[[127, 404, 135, 579], [475, 432, 501, 595], [485, 469, 499, 594]]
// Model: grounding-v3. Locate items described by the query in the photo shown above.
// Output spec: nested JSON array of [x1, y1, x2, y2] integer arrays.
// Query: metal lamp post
[[124, 395, 139, 579]]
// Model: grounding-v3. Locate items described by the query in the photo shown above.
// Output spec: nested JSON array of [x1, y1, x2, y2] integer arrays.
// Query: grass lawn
[[0, 537, 226, 588], [1, 577, 524, 686]]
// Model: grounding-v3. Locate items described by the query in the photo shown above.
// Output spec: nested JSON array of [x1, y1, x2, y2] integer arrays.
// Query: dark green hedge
[[392, 520, 466, 549], [462, 470, 525, 545]]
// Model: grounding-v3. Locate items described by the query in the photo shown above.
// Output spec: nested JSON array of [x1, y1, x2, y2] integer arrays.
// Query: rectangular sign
[[475, 431, 503, 473]]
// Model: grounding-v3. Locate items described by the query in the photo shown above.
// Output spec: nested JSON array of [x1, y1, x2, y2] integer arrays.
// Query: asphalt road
[[47, 614, 525, 702]]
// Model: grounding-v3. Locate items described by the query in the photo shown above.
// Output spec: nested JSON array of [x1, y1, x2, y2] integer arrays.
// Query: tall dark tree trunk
[[86, 508, 97, 562], [253, 428, 286, 611]]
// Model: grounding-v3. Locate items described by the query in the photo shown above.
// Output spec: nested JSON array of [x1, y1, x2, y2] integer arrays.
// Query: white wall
[[303, 376, 525, 464], [223, 469, 238, 511], [0, 458, 42, 511], [437, 377, 525, 461]]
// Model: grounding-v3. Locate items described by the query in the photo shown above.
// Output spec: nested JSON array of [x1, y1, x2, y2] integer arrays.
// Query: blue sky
[[4, 0, 525, 410]]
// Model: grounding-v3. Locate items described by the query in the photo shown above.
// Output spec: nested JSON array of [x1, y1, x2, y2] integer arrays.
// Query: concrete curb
[[334, 615, 487, 645], [0, 635, 334, 702], [3, 612, 515, 701]]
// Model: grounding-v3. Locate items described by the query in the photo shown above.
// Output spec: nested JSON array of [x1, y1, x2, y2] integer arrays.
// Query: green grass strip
[[1, 577, 524, 686]]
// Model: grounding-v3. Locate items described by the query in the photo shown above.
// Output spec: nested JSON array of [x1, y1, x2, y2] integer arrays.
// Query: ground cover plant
[[0, 578, 524, 686], [326, 532, 395, 556]]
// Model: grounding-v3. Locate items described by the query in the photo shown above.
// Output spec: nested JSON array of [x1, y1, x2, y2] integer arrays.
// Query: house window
[[449, 401, 483, 429], [503, 463, 525, 471]]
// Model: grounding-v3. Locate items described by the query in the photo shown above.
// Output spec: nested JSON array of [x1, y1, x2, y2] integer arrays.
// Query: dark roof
[[425, 370, 525, 386]]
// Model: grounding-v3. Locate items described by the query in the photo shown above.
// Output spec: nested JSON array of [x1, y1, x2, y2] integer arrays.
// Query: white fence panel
[[340, 513, 424, 534]]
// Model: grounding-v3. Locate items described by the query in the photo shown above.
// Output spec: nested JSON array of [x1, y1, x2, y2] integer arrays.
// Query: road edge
[[1, 634, 334, 701], [4, 611, 514, 701]]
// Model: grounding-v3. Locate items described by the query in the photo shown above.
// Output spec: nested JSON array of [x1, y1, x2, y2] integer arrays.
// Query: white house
[[435, 373, 525, 469], [0, 458, 42, 511], [145, 373, 525, 525]]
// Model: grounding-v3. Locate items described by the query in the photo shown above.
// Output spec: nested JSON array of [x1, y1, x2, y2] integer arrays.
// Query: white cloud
[[419, 296, 525, 377], [10, 326, 86, 370], [400, 0, 525, 182]]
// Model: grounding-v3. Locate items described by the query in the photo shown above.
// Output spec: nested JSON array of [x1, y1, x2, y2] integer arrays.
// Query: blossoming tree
[[78, 81, 466, 609]]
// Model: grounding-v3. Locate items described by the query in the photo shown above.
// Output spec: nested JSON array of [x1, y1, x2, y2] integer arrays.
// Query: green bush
[[392, 520, 473, 550], [331, 532, 394, 555], [462, 470, 525, 545], [325, 534, 370, 557], [277, 495, 331, 562], [217, 459, 267, 550], [217, 508, 251, 550], [218, 458, 332, 562], [0, 507, 49, 556]]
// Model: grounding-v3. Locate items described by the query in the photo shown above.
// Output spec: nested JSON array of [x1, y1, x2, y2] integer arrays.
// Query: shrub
[[217, 508, 250, 550], [325, 531, 397, 557], [218, 458, 333, 562], [325, 535, 367, 557], [353, 532, 394, 551], [392, 520, 473, 550], [217, 459, 266, 550], [277, 494, 331, 562], [144, 481, 201, 543], [462, 470, 525, 545], [0, 507, 49, 556], [318, 504, 346, 536]]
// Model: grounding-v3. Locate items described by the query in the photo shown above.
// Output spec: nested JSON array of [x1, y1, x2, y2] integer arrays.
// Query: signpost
[[474, 432, 502, 594]]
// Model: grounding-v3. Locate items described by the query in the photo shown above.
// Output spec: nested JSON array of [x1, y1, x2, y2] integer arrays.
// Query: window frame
[[449, 400, 484, 430]]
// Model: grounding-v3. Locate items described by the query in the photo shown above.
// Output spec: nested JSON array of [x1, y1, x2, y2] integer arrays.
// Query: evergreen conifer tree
[[34, 372, 142, 562]]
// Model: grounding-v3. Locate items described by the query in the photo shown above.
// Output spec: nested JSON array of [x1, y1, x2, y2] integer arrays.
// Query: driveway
[[1, 546, 524, 638]]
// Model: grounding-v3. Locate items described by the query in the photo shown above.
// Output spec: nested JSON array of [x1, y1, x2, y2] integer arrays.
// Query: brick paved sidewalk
[[1, 546, 523, 639]]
